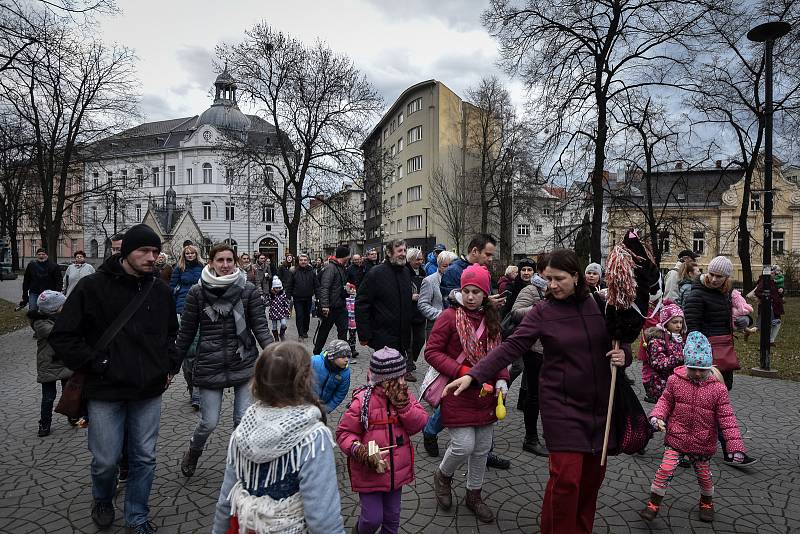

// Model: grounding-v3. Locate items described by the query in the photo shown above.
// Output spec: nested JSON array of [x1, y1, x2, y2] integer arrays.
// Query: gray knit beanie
[[707, 256, 733, 277]]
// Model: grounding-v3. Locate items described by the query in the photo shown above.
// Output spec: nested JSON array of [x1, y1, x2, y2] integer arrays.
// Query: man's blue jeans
[[29, 292, 40, 311], [190, 383, 252, 450], [424, 406, 444, 436], [88, 395, 162, 527]]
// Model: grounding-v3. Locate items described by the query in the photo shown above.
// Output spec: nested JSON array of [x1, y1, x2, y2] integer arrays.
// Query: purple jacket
[[468, 295, 631, 454]]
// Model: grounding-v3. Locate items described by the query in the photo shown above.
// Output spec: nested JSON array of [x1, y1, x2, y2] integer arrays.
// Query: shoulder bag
[[56, 278, 156, 418], [419, 319, 485, 408]]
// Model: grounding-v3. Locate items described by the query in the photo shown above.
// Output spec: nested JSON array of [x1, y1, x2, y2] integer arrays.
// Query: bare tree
[[0, 9, 138, 258], [429, 154, 473, 255], [484, 0, 718, 262], [0, 109, 34, 269], [220, 23, 383, 255]]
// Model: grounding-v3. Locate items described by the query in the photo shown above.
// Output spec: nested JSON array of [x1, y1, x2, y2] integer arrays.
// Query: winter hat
[[121, 224, 161, 258], [434, 243, 446, 252], [683, 332, 713, 369], [517, 258, 536, 271], [271, 275, 282, 289], [37, 290, 66, 314], [335, 245, 351, 259], [323, 339, 352, 360], [707, 256, 733, 278], [460, 264, 491, 295], [369, 346, 407, 383], [585, 262, 602, 275], [659, 301, 684, 330]]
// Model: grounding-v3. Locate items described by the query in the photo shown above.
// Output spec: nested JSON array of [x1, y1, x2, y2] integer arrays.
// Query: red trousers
[[540, 452, 606, 534]]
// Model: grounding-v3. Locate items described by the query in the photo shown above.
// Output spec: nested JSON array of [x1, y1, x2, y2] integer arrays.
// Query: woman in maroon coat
[[443, 249, 630, 534], [425, 264, 509, 524]]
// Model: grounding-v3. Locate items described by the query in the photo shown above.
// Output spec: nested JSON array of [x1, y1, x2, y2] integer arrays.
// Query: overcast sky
[[97, 0, 526, 124]]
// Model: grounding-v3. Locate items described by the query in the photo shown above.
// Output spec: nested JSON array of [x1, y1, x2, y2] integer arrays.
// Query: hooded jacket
[[335, 386, 427, 493], [644, 327, 684, 400], [170, 261, 203, 314], [650, 366, 745, 456], [317, 259, 348, 310], [29, 310, 73, 383], [49, 255, 179, 401], [311, 354, 351, 413], [354, 260, 413, 352]]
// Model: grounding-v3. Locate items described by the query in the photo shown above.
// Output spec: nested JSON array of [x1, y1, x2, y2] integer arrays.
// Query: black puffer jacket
[[683, 276, 732, 337], [175, 277, 272, 389], [317, 259, 348, 310], [407, 264, 427, 325], [355, 260, 413, 352], [49, 255, 179, 401], [286, 265, 317, 299]]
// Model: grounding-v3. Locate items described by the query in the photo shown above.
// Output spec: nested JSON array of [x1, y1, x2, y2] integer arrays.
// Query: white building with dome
[[81, 69, 287, 263]]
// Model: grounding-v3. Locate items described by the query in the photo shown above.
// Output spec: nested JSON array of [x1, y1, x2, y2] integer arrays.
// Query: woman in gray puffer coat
[[176, 243, 272, 477]]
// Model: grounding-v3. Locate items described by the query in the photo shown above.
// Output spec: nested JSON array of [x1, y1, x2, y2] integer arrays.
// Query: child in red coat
[[641, 332, 747, 523], [644, 301, 685, 401], [336, 347, 428, 534]]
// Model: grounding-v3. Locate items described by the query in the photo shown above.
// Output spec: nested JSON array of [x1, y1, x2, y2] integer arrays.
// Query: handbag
[[708, 334, 740, 371], [55, 279, 156, 418], [419, 319, 485, 408], [612, 371, 653, 455]]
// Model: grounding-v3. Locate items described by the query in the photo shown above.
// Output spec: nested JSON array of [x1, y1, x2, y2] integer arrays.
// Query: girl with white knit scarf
[[212, 342, 345, 534]]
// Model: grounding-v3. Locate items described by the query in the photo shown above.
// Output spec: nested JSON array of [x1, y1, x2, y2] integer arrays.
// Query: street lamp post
[[747, 20, 792, 377]]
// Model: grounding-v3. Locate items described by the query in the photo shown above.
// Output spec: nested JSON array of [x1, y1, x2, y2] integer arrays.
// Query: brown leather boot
[[465, 488, 495, 523], [433, 468, 453, 510], [639, 492, 663, 521], [699, 495, 714, 522]]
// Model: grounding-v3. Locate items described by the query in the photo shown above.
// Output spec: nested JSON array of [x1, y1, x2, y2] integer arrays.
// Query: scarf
[[455, 306, 500, 367], [227, 403, 333, 534], [200, 267, 250, 359]]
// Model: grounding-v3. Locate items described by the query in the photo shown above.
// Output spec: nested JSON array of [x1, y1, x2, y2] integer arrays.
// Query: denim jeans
[[87, 395, 162, 527], [191, 386, 200, 406], [190, 384, 252, 450], [29, 292, 40, 311], [424, 406, 444, 436], [40, 379, 67, 426]]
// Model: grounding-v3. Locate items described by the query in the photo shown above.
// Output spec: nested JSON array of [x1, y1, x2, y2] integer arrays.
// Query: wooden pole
[[600, 340, 620, 466]]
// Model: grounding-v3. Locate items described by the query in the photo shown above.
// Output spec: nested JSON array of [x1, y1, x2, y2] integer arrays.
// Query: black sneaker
[[423, 432, 439, 457], [127, 520, 157, 534], [679, 456, 691, 468], [37, 422, 51, 437], [486, 453, 510, 469], [91, 500, 115, 528], [724, 453, 758, 468]]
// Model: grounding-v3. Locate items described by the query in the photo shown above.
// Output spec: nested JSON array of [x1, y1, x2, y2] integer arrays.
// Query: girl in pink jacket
[[643, 301, 685, 401], [641, 332, 746, 524], [336, 347, 428, 534]]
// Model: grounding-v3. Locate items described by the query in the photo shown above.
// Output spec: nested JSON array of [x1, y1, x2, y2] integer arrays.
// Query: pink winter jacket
[[731, 289, 753, 319], [335, 385, 428, 493], [651, 366, 745, 456]]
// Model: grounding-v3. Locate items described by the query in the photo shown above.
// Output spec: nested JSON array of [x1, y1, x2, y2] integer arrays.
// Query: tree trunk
[[590, 124, 607, 263], [738, 171, 754, 292]]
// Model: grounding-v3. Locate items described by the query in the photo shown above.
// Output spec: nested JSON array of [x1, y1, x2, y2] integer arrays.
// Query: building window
[[398, 111, 404, 125], [693, 230, 705, 255], [397, 218, 402, 233], [408, 125, 422, 144], [773, 231, 785, 255], [397, 192, 403, 206], [202, 163, 212, 184], [152, 167, 160, 187], [225, 202, 235, 221], [517, 224, 530, 236], [106, 171, 113, 184], [662, 235, 671, 254], [226, 168, 235, 185], [750, 193, 760, 211], [70, 238, 77, 252], [407, 155, 422, 174], [186, 168, 193, 185], [168, 166, 176, 185], [543, 207, 551, 216], [135, 204, 142, 221], [120, 169, 127, 186], [30, 239, 37, 256], [89, 239, 98, 258], [136, 168, 143, 187], [202, 201, 211, 220], [398, 137, 404, 152], [535, 224, 543, 234], [397, 165, 404, 180], [91, 206, 98, 223], [264, 167, 275, 189], [390, 144, 396, 157], [407, 215, 422, 231], [407, 97, 422, 115], [407, 185, 422, 202], [262, 204, 275, 223], [92, 172, 99, 189], [389, 220, 395, 234], [389, 197, 395, 209]]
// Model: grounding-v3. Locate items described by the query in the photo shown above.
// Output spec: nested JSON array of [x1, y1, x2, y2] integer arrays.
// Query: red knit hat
[[461, 264, 491, 295]]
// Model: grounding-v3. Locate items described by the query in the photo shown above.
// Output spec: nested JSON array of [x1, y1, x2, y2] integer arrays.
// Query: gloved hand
[[351, 442, 387, 472], [650, 417, 666, 432], [494, 379, 508, 397], [383, 379, 410, 410]]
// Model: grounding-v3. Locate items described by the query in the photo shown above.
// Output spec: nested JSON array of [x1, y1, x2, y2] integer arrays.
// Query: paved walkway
[[0, 309, 799, 533]]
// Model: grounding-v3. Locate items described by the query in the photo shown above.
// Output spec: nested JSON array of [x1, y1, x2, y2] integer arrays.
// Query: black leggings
[[718, 370, 734, 453], [518, 351, 543, 438]]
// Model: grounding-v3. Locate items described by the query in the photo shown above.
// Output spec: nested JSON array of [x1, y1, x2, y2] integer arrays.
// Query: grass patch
[[0, 299, 29, 336]]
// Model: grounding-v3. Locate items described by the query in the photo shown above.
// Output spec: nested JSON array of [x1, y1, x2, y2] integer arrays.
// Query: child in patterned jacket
[[268, 276, 291, 341], [640, 332, 747, 524], [643, 301, 685, 401], [346, 283, 359, 360]]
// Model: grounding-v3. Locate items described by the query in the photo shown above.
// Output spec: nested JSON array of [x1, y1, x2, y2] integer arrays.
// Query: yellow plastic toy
[[495, 391, 506, 420]]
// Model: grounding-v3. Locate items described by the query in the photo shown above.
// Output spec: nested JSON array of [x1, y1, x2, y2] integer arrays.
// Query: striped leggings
[[651, 447, 714, 497]]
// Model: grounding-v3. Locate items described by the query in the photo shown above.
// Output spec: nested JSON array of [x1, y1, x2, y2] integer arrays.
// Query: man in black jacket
[[22, 248, 63, 310], [50, 224, 179, 533], [346, 253, 366, 288], [286, 253, 317, 339], [313, 245, 350, 353], [355, 240, 413, 358]]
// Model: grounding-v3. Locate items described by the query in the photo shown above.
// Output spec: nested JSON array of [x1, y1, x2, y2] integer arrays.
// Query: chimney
[[715, 160, 722, 169]]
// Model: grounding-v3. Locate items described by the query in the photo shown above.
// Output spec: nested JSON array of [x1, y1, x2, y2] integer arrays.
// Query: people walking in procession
[[314, 245, 351, 354], [347, 253, 367, 288], [644, 301, 686, 402], [664, 249, 699, 301], [417, 250, 457, 328], [443, 249, 631, 534], [336, 347, 428, 534], [584, 262, 605, 293], [640, 332, 748, 523], [49, 224, 180, 534], [311, 339, 352, 414], [277, 253, 295, 288], [63, 250, 95, 298], [22, 248, 63, 311], [212, 342, 345, 534], [238, 253, 257, 284], [175, 243, 272, 479], [286, 253, 317, 339], [29, 290, 74, 436], [425, 264, 509, 523], [424, 243, 447, 276], [169, 244, 204, 316], [439, 234, 498, 306], [268, 275, 291, 342], [153, 253, 172, 284], [405, 247, 427, 381]]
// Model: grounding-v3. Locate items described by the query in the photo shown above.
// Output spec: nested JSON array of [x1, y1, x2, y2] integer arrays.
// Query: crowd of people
[[20, 226, 772, 534]]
